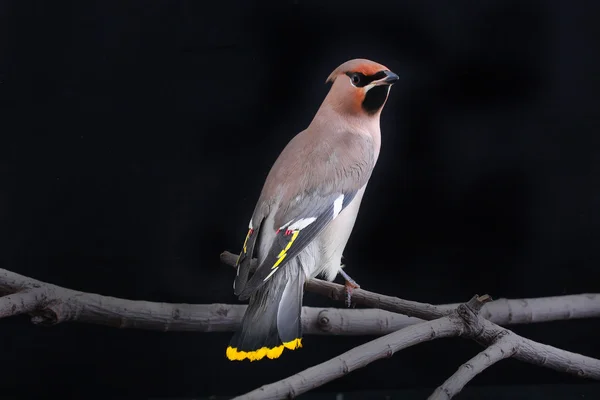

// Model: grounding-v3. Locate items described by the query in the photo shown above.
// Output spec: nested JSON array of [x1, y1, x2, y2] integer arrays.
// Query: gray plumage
[[227, 58, 398, 361], [235, 128, 375, 299]]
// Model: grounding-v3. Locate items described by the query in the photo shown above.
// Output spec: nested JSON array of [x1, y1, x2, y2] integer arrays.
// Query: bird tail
[[226, 265, 305, 361]]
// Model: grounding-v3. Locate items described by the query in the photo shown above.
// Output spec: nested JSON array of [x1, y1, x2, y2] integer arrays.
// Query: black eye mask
[[345, 71, 388, 88]]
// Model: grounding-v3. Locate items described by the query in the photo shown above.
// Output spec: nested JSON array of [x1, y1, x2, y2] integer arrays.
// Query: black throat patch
[[362, 85, 389, 114]]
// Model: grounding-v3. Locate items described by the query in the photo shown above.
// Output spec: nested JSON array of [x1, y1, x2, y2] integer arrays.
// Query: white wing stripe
[[263, 267, 279, 282], [332, 194, 344, 219], [288, 217, 317, 230]]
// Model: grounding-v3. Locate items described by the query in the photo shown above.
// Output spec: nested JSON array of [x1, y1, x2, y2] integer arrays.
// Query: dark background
[[1, 0, 600, 398]]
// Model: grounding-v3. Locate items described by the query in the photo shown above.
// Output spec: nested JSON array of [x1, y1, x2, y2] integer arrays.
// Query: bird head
[[324, 58, 399, 117]]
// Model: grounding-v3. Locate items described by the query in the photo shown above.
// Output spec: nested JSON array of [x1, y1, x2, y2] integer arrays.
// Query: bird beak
[[363, 70, 399, 92], [374, 70, 399, 86]]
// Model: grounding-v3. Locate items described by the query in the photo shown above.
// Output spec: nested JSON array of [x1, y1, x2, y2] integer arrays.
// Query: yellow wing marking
[[272, 230, 299, 269], [236, 228, 253, 265]]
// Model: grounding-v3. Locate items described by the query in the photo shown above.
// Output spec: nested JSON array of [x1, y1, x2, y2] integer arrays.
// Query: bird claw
[[339, 265, 360, 308], [344, 280, 360, 308]]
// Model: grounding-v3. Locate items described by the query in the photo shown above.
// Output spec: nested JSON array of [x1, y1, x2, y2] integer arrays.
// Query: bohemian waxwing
[[227, 59, 399, 361]]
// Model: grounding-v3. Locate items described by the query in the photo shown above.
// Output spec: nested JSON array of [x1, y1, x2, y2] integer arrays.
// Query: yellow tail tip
[[226, 338, 303, 362]]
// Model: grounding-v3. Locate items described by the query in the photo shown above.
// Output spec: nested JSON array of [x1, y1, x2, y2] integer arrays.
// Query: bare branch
[[0, 264, 583, 336], [1, 260, 596, 335], [0, 290, 44, 318], [0, 264, 433, 334], [0, 267, 350, 333], [313, 308, 422, 335], [452, 297, 600, 380], [311, 293, 600, 331], [232, 316, 462, 400], [475, 294, 600, 324], [0, 267, 246, 331], [0, 252, 599, 399], [0, 268, 39, 293], [0, 266, 441, 334], [481, 319, 600, 379], [221, 251, 600, 324], [234, 289, 600, 398], [428, 336, 517, 400], [232, 296, 486, 399], [221, 251, 448, 320]]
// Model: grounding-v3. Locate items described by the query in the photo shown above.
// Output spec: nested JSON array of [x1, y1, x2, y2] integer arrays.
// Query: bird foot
[[344, 280, 360, 308], [339, 265, 360, 308]]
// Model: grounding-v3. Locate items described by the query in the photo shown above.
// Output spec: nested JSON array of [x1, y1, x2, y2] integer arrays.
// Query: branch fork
[[218, 255, 600, 400], [0, 254, 599, 399]]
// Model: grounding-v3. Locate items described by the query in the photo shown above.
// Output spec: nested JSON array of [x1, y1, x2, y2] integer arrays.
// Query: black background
[[1, 0, 600, 398]]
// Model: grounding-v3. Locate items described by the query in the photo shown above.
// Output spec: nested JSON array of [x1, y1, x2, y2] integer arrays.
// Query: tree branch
[[0, 259, 596, 335], [428, 335, 517, 399], [231, 283, 600, 399], [2, 253, 600, 399], [221, 251, 449, 320], [232, 297, 487, 400], [0, 267, 351, 333], [0, 290, 44, 318], [221, 252, 600, 399], [232, 316, 463, 400], [316, 290, 600, 333], [221, 251, 600, 323]]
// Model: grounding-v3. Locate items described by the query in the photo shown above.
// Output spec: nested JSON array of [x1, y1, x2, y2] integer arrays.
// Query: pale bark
[[1, 253, 599, 400], [0, 259, 597, 334], [233, 316, 462, 400], [233, 296, 600, 400], [428, 337, 517, 399]]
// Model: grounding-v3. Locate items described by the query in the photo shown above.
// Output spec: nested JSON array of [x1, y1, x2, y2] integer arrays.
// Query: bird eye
[[351, 74, 361, 86]]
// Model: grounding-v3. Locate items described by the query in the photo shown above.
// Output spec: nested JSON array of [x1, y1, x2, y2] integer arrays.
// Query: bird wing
[[234, 131, 375, 300], [235, 190, 357, 300]]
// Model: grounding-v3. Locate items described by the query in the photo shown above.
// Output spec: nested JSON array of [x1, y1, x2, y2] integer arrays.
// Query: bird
[[226, 58, 398, 362]]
